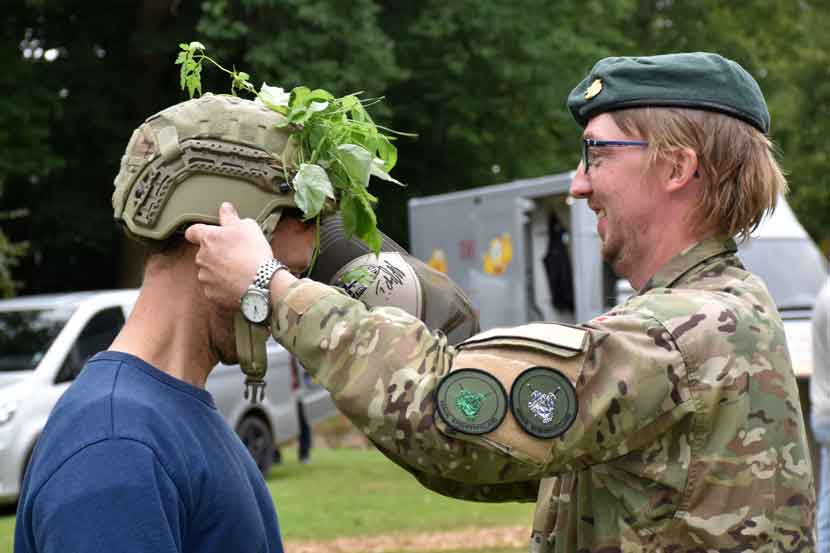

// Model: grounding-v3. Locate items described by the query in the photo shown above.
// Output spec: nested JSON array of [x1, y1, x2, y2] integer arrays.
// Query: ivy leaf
[[292, 163, 335, 219], [336, 144, 373, 188]]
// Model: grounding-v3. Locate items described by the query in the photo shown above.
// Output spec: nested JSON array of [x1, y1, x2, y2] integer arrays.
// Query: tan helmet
[[112, 93, 300, 242]]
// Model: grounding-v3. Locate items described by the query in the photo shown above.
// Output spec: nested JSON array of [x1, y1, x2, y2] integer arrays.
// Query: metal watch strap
[[253, 258, 288, 290]]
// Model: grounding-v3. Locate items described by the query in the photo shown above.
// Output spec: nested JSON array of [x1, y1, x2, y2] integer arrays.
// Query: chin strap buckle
[[244, 378, 267, 404]]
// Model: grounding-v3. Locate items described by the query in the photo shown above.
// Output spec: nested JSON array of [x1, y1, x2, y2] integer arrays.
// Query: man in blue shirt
[[14, 94, 314, 553]]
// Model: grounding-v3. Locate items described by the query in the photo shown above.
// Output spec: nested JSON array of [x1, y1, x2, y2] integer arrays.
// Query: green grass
[[269, 447, 532, 540], [0, 447, 532, 552], [0, 507, 12, 553]]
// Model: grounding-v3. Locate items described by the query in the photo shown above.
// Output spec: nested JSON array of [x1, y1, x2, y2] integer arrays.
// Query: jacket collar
[[639, 237, 738, 294]]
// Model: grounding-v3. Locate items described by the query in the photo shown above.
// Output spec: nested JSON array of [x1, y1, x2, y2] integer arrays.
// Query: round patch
[[331, 252, 423, 319], [436, 369, 508, 435], [510, 366, 578, 439]]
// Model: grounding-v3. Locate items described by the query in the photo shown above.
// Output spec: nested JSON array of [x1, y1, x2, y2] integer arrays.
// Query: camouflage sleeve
[[271, 280, 698, 486], [544, 305, 695, 472], [270, 279, 540, 499]]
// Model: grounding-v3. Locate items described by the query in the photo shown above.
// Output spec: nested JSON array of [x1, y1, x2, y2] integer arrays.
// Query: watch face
[[241, 290, 269, 324]]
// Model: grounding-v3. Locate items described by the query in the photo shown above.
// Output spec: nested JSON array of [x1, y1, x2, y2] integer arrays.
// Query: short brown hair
[[610, 107, 787, 240]]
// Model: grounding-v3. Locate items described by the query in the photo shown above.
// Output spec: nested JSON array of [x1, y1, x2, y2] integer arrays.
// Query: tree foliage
[[2, 0, 829, 294]]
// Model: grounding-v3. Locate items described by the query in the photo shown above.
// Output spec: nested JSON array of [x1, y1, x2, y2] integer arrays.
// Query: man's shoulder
[[29, 354, 192, 488], [606, 274, 784, 368]]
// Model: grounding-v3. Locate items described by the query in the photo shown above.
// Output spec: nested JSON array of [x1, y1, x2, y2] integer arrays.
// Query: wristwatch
[[240, 258, 288, 324]]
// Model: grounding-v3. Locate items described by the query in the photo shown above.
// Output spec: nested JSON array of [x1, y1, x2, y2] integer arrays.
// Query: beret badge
[[584, 78, 603, 100]]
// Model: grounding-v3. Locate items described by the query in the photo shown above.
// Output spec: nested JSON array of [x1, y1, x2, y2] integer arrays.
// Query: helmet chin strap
[[234, 312, 270, 403], [235, 209, 284, 403]]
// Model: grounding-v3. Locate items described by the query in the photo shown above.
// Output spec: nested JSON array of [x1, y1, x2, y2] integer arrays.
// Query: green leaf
[[339, 193, 359, 238], [370, 158, 403, 186], [354, 192, 377, 236], [375, 135, 397, 172], [340, 95, 360, 112], [292, 163, 335, 219], [336, 144, 373, 188], [361, 226, 383, 254]]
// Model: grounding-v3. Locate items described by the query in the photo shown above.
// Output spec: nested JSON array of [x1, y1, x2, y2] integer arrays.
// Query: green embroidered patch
[[455, 389, 487, 419], [436, 369, 507, 435]]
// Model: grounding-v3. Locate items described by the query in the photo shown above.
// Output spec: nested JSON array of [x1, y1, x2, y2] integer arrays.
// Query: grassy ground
[[0, 443, 532, 552]]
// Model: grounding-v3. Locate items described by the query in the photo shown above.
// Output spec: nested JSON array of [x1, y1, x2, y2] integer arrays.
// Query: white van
[[0, 290, 335, 505]]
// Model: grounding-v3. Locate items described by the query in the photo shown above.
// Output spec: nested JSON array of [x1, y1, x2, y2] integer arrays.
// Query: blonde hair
[[610, 107, 787, 241]]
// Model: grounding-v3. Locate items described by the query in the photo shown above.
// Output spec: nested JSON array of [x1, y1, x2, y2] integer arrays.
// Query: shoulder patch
[[436, 369, 508, 435], [510, 366, 578, 439]]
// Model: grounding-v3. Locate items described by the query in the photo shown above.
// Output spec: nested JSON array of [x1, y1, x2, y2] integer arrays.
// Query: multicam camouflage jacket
[[270, 238, 815, 553]]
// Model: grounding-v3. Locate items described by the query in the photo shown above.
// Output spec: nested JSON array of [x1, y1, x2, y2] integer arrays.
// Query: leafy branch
[[175, 41, 411, 254]]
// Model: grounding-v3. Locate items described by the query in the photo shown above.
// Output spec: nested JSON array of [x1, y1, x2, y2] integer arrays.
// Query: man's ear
[[666, 147, 699, 193]]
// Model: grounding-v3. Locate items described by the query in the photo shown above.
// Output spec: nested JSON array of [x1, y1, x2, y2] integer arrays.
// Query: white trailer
[[408, 172, 612, 331]]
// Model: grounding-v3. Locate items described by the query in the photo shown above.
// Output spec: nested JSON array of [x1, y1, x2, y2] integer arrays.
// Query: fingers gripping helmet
[[112, 93, 302, 402]]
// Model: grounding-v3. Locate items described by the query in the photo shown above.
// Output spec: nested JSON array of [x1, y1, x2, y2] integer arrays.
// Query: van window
[[56, 307, 125, 384], [0, 307, 75, 372], [739, 238, 828, 311]]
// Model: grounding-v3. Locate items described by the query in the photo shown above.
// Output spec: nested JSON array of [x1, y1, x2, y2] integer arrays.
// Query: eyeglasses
[[581, 139, 648, 173]]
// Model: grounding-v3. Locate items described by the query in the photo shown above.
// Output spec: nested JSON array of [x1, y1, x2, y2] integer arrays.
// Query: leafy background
[[2, 0, 829, 294]]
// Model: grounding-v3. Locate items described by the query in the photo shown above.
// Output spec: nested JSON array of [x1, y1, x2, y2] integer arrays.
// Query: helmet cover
[[113, 93, 301, 241]]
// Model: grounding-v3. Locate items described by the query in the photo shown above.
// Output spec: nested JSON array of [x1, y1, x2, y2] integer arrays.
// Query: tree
[[1, 0, 201, 293], [2, 0, 828, 295]]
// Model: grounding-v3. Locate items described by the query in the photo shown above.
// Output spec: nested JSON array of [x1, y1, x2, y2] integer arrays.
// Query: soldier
[[187, 53, 815, 552]]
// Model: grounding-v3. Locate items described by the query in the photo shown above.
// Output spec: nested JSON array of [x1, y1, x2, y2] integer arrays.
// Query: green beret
[[567, 52, 769, 134]]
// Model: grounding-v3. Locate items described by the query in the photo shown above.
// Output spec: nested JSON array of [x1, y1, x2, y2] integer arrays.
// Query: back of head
[[567, 52, 786, 240], [112, 93, 300, 244]]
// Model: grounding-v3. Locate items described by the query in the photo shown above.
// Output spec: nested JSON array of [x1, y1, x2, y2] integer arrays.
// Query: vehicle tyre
[[236, 415, 274, 476]]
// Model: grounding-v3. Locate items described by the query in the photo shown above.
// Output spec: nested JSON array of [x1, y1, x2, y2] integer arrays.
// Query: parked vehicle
[[0, 289, 335, 505]]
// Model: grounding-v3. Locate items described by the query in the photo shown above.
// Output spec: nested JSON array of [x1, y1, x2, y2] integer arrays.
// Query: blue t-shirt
[[15, 351, 283, 553]]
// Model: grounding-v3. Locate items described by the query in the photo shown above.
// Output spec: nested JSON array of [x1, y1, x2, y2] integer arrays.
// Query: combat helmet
[[113, 93, 305, 243]]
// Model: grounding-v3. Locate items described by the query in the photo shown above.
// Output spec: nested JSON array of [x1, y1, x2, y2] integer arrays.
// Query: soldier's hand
[[185, 202, 273, 309]]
